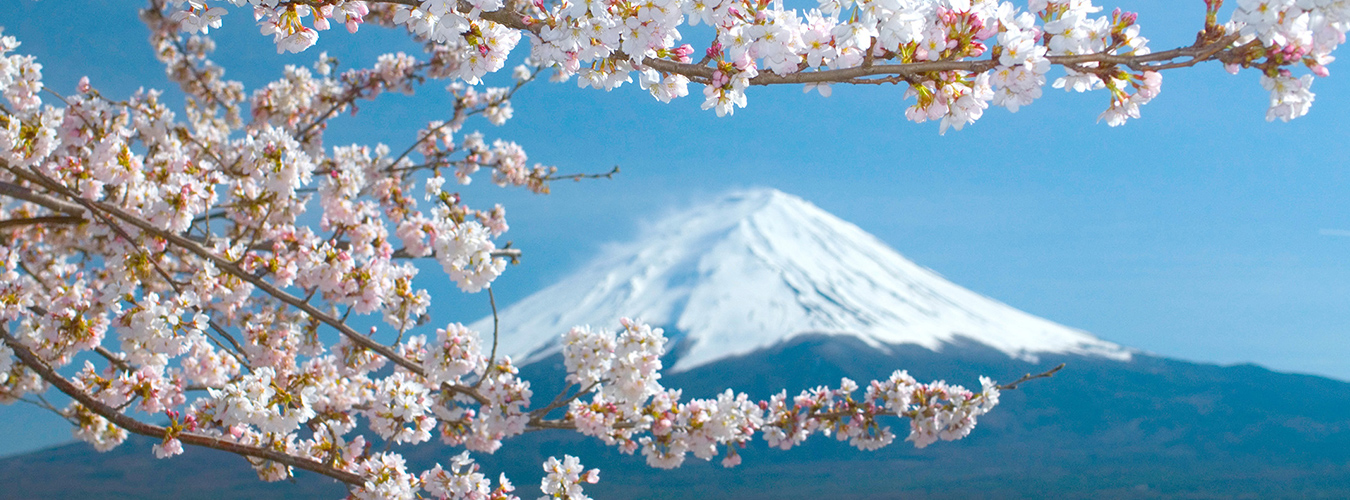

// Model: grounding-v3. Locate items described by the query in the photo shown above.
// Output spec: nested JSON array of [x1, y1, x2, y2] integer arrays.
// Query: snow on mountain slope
[[473, 188, 1131, 372]]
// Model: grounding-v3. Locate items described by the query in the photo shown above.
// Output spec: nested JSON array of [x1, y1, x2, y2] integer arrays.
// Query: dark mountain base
[[4, 335, 1350, 499]]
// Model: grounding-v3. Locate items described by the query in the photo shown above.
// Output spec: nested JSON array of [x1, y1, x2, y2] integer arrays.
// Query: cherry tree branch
[[390, 247, 521, 260], [353, 0, 1253, 86], [0, 215, 84, 230], [472, 287, 503, 390], [543, 165, 620, 182], [0, 326, 367, 486], [996, 363, 1066, 391], [0, 180, 87, 216]]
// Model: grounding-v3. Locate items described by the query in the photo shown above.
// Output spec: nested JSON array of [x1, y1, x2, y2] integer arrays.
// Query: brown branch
[[390, 247, 522, 260], [205, 319, 255, 370], [472, 286, 503, 390], [527, 380, 602, 423], [94, 346, 133, 372], [543, 165, 620, 182], [0, 215, 84, 230], [996, 363, 1066, 391], [0, 180, 87, 216]]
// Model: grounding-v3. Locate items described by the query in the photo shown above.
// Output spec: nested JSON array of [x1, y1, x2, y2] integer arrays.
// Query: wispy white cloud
[[1319, 228, 1350, 237]]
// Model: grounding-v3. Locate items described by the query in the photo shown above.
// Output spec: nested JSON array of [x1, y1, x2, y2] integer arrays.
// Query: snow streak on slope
[[473, 189, 1131, 372]]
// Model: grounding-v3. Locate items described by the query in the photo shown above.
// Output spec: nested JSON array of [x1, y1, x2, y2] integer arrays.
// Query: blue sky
[[1, 0, 1347, 455]]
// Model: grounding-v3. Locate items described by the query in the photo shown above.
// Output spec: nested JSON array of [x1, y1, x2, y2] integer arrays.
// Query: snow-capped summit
[[475, 188, 1130, 372]]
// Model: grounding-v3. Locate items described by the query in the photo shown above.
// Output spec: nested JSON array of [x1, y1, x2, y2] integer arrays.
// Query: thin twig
[[996, 363, 1066, 391], [390, 247, 521, 260], [528, 380, 601, 421], [472, 287, 503, 390], [15, 395, 79, 426], [543, 165, 620, 182], [94, 346, 133, 372]]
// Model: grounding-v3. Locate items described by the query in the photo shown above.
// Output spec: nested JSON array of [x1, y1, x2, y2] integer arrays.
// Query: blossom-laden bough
[[169, 0, 1340, 129], [0, 0, 1288, 498]]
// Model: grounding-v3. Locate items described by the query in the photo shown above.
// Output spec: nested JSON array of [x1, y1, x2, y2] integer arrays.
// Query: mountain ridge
[[474, 188, 1130, 372]]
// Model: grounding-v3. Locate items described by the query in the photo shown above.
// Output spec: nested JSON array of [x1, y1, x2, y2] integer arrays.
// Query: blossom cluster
[[421, 451, 519, 499], [539, 455, 600, 500], [556, 319, 1001, 470], [144, 0, 1350, 131], [1, 12, 558, 497]]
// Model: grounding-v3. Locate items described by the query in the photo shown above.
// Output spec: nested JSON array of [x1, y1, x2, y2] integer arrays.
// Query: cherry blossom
[[540, 455, 599, 500], [1261, 72, 1315, 122], [0, 0, 1325, 497]]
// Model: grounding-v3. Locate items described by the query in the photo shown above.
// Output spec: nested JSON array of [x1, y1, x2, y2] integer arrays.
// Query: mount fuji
[[5, 189, 1350, 499], [475, 188, 1128, 371]]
